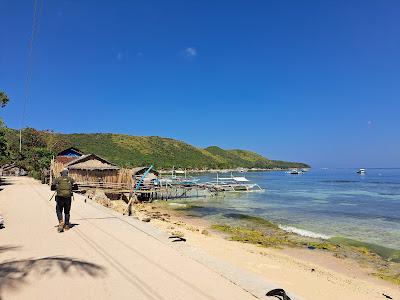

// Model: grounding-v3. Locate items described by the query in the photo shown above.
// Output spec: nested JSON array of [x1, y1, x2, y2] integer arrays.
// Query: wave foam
[[278, 225, 331, 239]]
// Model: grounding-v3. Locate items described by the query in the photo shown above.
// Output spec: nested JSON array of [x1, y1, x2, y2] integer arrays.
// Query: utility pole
[[19, 129, 22, 152]]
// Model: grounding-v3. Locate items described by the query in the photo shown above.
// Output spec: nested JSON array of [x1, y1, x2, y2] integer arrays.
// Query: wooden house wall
[[51, 159, 134, 187]]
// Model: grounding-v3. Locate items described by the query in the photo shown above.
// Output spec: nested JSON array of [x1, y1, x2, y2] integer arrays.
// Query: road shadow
[[52, 223, 79, 229], [0, 177, 14, 186], [0, 177, 14, 192], [0, 256, 107, 299], [0, 246, 21, 254]]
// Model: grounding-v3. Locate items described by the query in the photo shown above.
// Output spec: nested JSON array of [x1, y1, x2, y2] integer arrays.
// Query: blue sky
[[1, 0, 399, 167]]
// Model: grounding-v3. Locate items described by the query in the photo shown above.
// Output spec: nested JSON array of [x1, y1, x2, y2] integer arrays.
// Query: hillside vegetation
[[46, 132, 309, 169], [2, 128, 309, 175]]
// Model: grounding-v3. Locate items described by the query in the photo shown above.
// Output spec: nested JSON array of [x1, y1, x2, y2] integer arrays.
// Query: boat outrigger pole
[[134, 165, 153, 192], [124, 165, 154, 215]]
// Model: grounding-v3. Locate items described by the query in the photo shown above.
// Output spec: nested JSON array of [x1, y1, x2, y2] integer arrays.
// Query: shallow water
[[164, 169, 400, 249]]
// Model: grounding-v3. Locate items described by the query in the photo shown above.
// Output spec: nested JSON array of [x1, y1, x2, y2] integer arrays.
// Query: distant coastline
[[158, 167, 306, 174]]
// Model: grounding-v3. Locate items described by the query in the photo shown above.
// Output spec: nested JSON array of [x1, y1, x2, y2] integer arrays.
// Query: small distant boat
[[287, 169, 302, 175], [357, 168, 366, 175]]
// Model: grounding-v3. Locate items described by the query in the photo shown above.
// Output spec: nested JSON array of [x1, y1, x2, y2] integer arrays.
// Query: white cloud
[[183, 47, 197, 58]]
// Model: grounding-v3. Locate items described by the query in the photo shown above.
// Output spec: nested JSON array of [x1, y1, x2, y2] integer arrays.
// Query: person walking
[[51, 169, 77, 232]]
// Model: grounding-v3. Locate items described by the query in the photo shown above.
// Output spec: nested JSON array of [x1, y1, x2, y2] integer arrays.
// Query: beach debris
[[169, 236, 186, 242], [142, 218, 151, 222], [171, 231, 184, 238], [307, 245, 316, 250], [311, 268, 315, 272], [186, 226, 199, 232], [266, 288, 291, 300], [382, 294, 393, 299], [201, 229, 209, 236], [0, 214, 4, 229], [86, 189, 112, 207]]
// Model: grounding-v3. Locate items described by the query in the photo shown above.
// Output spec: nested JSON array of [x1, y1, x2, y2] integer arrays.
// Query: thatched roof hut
[[131, 167, 159, 177], [50, 147, 132, 189], [0, 164, 27, 176], [67, 154, 119, 171], [65, 154, 120, 185]]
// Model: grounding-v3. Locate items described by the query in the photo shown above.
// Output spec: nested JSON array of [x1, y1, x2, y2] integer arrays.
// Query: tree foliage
[[0, 91, 9, 108], [2, 127, 55, 179], [0, 119, 7, 159]]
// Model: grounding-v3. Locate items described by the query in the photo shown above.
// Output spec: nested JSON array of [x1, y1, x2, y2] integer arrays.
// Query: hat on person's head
[[61, 168, 69, 176]]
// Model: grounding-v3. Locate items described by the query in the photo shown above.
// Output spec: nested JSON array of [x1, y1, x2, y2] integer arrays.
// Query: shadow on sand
[[0, 177, 14, 186], [0, 246, 107, 299], [0, 177, 14, 192]]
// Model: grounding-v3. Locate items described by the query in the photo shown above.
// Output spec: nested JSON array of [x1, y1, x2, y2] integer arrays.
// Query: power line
[[19, 0, 43, 152]]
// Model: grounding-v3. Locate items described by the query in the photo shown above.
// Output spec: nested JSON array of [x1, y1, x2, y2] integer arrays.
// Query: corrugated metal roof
[[57, 147, 84, 157]]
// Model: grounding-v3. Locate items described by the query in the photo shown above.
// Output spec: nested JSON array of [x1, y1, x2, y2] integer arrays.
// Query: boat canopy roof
[[233, 177, 250, 182], [174, 170, 186, 174], [218, 176, 250, 182]]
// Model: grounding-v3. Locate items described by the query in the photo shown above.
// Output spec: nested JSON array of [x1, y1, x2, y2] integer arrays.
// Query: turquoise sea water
[[167, 169, 400, 250]]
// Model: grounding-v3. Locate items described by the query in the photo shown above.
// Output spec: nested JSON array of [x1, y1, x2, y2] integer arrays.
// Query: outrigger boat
[[357, 168, 366, 175], [286, 169, 302, 175], [159, 169, 199, 187], [205, 173, 263, 192]]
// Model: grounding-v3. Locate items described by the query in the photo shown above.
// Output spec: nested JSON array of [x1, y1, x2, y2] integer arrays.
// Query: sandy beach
[[129, 202, 400, 300], [1, 176, 399, 300]]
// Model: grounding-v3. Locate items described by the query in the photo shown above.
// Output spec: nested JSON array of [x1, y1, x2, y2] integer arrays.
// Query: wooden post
[[123, 193, 138, 216]]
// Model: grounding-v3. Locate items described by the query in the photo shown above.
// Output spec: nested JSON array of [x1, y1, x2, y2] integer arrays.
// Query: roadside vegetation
[[0, 92, 55, 179]]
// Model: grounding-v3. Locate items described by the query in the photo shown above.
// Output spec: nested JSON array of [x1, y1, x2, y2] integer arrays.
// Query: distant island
[[2, 127, 309, 177]]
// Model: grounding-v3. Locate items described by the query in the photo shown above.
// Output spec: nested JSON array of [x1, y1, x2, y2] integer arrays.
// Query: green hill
[[3, 128, 309, 170], [46, 133, 308, 169]]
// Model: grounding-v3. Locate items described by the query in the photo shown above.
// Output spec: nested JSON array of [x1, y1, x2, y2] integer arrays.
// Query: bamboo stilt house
[[50, 147, 134, 189]]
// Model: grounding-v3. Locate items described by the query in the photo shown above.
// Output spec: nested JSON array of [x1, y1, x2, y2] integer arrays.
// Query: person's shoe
[[64, 224, 70, 231], [58, 221, 64, 233]]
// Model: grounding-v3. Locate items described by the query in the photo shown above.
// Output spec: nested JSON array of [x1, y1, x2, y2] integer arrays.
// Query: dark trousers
[[56, 196, 72, 225]]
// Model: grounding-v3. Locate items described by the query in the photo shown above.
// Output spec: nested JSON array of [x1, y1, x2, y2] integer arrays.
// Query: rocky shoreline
[[85, 188, 400, 288]]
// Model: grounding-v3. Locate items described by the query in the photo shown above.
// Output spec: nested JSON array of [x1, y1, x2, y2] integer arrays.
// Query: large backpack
[[57, 176, 73, 198]]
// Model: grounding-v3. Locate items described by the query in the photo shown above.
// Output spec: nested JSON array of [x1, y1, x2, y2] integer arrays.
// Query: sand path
[[0, 177, 293, 300]]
